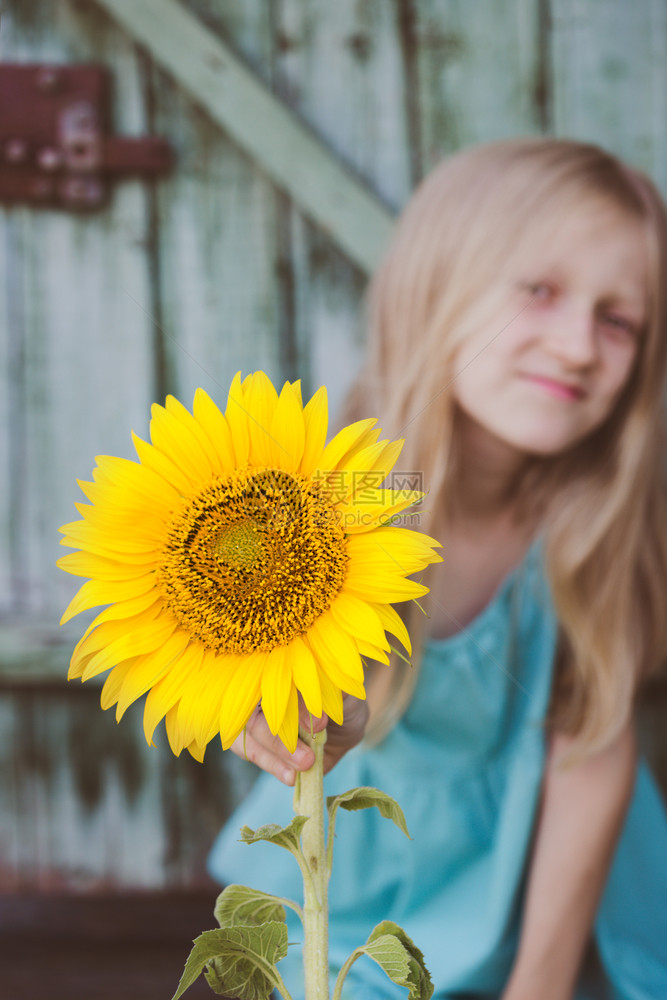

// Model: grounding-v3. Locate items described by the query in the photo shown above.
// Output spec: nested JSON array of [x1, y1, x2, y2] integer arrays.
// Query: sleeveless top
[[207, 541, 667, 999]]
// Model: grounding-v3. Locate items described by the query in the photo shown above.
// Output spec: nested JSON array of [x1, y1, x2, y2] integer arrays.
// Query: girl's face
[[451, 209, 648, 460]]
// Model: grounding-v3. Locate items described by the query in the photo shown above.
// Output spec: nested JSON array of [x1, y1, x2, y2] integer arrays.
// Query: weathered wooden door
[[1, 0, 666, 899]]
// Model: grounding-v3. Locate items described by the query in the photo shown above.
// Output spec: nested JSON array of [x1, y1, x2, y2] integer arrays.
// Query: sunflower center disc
[[156, 468, 348, 653], [211, 521, 265, 572]]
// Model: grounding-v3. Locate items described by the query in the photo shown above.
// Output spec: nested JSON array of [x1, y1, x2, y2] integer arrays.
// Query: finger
[[297, 705, 329, 736], [230, 707, 316, 785], [232, 731, 298, 785]]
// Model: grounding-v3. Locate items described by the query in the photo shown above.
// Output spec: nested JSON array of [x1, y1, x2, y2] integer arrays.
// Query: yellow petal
[[291, 380, 303, 406], [355, 639, 390, 664], [329, 591, 389, 650], [57, 551, 155, 582], [343, 573, 429, 604], [245, 371, 280, 467], [150, 402, 212, 484], [219, 652, 265, 749], [344, 538, 434, 577], [142, 643, 205, 746], [79, 590, 161, 642], [192, 388, 236, 472], [270, 382, 305, 472], [165, 394, 224, 475], [186, 739, 207, 762], [132, 433, 192, 496], [224, 372, 250, 467], [115, 630, 190, 720], [368, 438, 404, 478], [59, 519, 161, 556], [288, 636, 322, 718], [336, 490, 425, 534], [100, 659, 138, 712], [165, 703, 185, 756], [335, 424, 383, 468], [335, 439, 406, 505], [60, 574, 156, 624], [334, 440, 388, 480], [260, 644, 293, 736], [71, 601, 162, 660], [370, 603, 412, 656], [300, 386, 328, 476], [92, 454, 181, 511], [317, 668, 345, 725], [315, 441, 386, 508], [59, 531, 160, 567], [177, 649, 231, 749], [76, 615, 178, 682], [73, 502, 165, 542], [308, 611, 365, 683], [305, 619, 365, 702], [317, 418, 378, 473], [347, 527, 442, 568], [277, 684, 299, 754]]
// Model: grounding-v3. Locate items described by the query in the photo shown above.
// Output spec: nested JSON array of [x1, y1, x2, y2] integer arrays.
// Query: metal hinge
[[0, 64, 172, 210]]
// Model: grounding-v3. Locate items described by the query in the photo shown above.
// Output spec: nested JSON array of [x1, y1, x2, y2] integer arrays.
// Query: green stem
[[272, 965, 296, 1000], [274, 895, 305, 924], [293, 727, 329, 1000], [331, 949, 363, 1000]]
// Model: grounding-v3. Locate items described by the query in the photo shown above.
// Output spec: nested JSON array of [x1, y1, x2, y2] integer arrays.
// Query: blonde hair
[[346, 137, 667, 753]]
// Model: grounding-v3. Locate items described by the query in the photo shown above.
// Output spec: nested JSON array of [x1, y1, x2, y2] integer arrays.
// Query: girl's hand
[[230, 694, 369, 787], [323, 695, 369, 774]]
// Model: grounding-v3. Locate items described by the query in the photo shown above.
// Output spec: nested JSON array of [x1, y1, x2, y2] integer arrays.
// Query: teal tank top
[[208, 541, 667, 999]]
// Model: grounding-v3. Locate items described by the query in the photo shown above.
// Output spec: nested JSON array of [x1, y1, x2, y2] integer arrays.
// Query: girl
[[208, 138, 667, 1000]]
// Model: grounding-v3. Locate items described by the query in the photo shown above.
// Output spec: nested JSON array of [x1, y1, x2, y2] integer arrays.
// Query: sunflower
[[58, 372, 441, 760]]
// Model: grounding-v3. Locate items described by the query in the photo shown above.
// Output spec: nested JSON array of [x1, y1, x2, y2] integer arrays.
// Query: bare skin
[[231, 695, 369, 786], [501, 724, 637, 1000]]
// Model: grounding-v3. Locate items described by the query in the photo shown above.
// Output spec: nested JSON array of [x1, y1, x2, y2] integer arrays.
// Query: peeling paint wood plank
[[0, 623, 81, 682], [550, 0, 667, 191], [414, 0, 544, 175], [11, 690, 164, 890], [273, 0, 412, 211], [145, 0, 286, 406], [92, 0, 394, 275], [0, 684, 258, 891], [147, 65, 287, 406], [0, 1, 157, 621], [272, 0, 412, 417], [0, 696, 20, 890], [0, 217, 14, 613]]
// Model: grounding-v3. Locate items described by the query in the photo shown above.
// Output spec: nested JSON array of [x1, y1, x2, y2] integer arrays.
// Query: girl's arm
[[501, 720, 637, 1000]]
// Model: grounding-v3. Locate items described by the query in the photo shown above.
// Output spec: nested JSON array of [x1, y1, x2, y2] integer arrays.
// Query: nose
[[545, 303, 598, 369]]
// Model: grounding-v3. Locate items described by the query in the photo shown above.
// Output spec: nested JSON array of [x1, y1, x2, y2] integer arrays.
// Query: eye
[[521, 280, 556, 302], [600, 312, 640, 338]]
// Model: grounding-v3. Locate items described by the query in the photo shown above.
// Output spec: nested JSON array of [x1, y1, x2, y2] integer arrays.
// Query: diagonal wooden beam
[[93, 0, 395, 274]]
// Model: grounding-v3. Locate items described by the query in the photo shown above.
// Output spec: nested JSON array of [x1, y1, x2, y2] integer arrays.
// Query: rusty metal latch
[[0, 64, 172, 210]]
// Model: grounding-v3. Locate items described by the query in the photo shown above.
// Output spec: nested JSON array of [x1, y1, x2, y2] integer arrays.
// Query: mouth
[[520, 373, 586, 402]]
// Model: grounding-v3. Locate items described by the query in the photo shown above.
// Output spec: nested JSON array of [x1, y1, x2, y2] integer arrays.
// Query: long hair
[[346, 137, 667, 753]]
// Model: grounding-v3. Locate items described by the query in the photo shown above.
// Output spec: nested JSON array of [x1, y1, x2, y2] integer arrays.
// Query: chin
[[505, 428, 587, 457]]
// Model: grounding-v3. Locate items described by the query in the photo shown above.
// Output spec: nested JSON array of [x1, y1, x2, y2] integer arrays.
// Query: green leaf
[[203, 957, 230, 995], [326, 786, 411, 839], [171, 923, 288, 1000], [240, 814, 309, 855], [214, 884, 286, 928], [362, 921, 433, 1000]]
